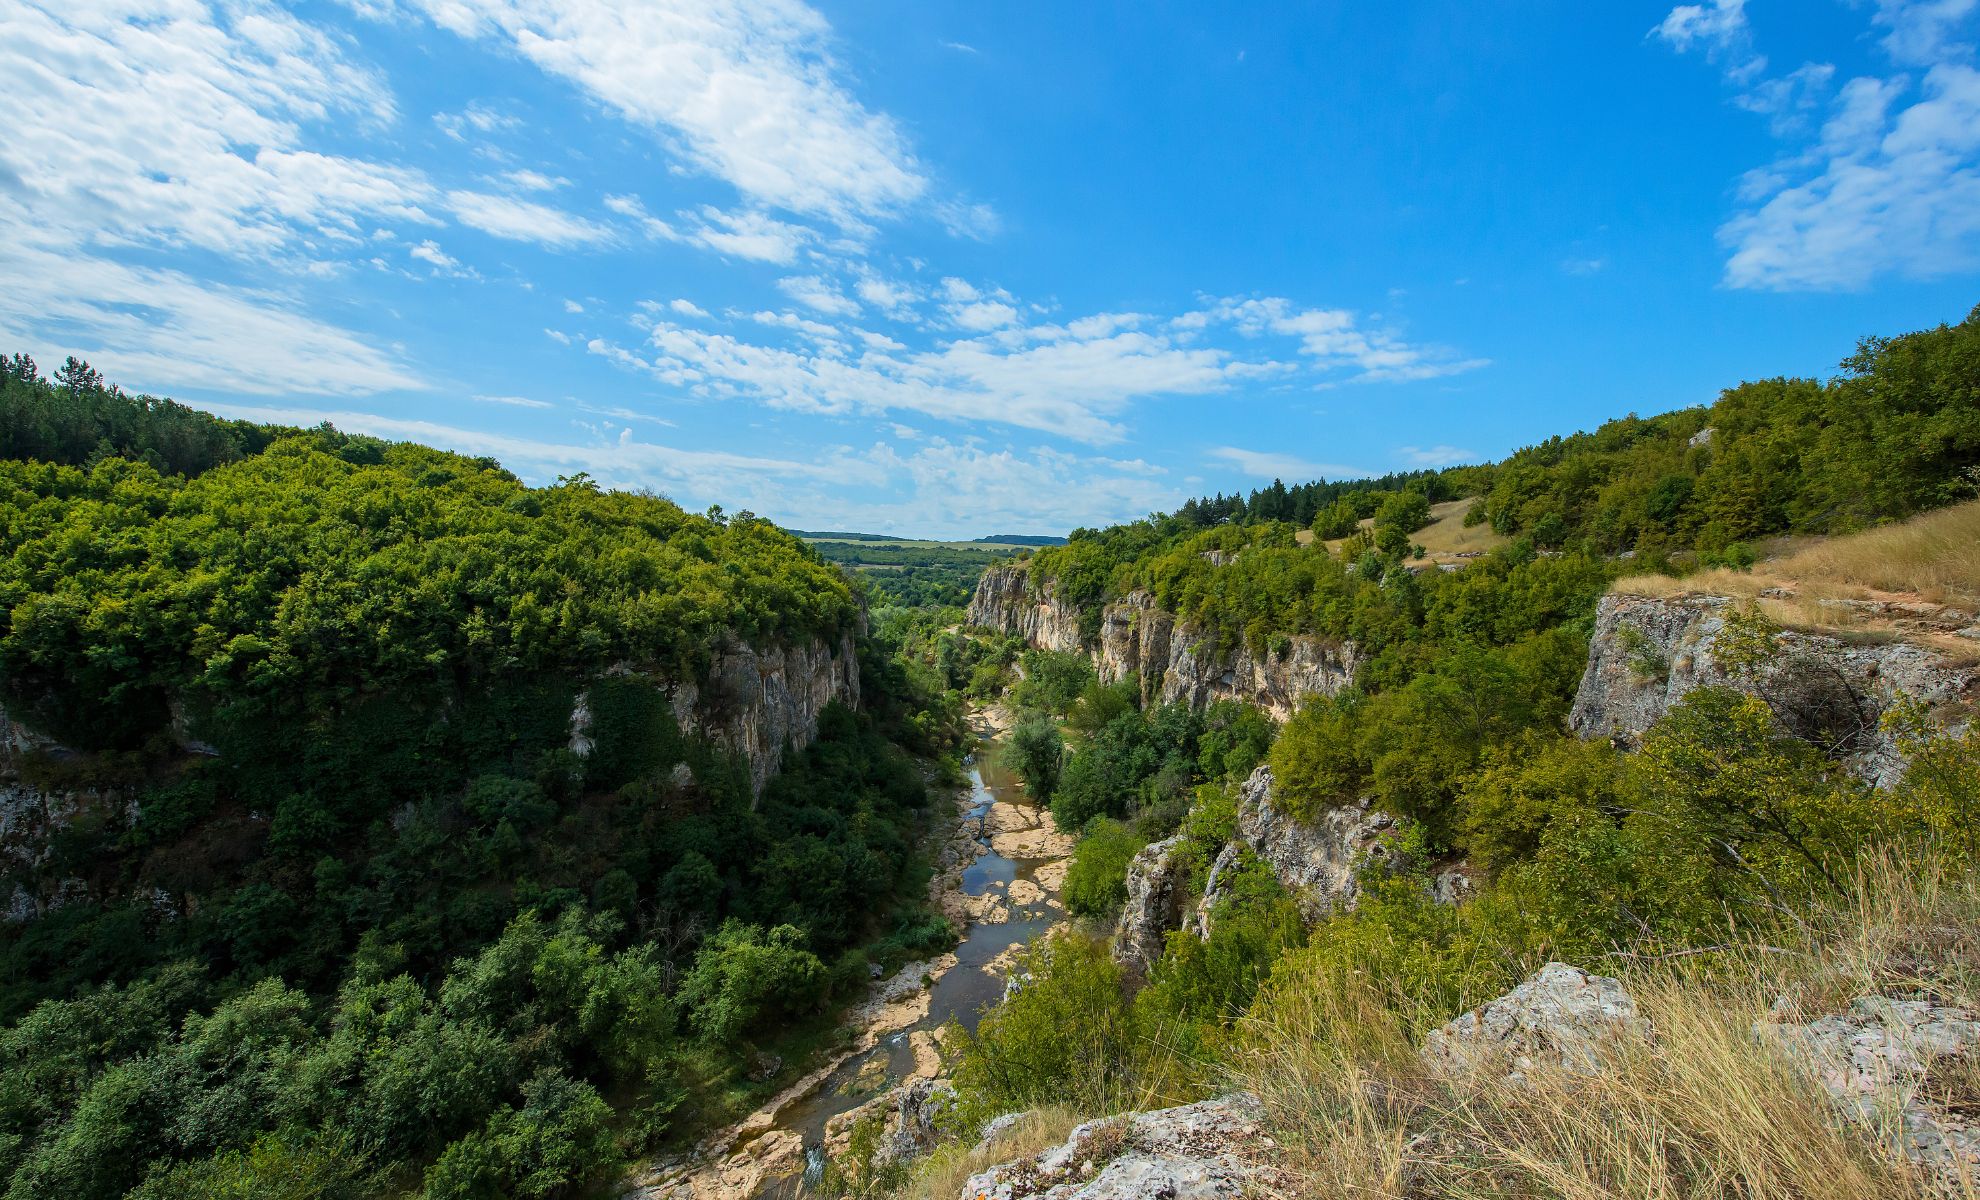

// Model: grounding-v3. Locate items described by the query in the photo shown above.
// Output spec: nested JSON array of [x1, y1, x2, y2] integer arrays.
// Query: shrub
[[1061, 820, 1148, 918]]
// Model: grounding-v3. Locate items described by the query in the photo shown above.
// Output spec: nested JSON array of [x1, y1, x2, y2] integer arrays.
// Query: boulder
[[1234, 765, 1395, 921], [1111, 834, 1188, 977], [958, 1092, 1282, 1200], [1764, 997, 1980, 1191], [1420, 962, 1651, 1083]]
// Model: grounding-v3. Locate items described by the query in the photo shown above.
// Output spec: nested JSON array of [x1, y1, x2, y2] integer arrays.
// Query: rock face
[[670, 631, 861, 797], [1569, 593, 1976, 786], [958, 1092, 1282, 1200], [1233, 765, 1396, 921], [1419, 962, 1652, 1083], [1765, 997, 1980, 1191], [969, 564, 1356, 720], [1112, 834, 1188, 977]]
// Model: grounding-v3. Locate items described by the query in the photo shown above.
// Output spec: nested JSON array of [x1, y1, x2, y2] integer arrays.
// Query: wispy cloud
[[1209, 446, 1370, 481], [392, 0, 936, 226], [447, 191, 615, 247], [1659, 0, 1980, 289], [1398, 444, 1476, 467]]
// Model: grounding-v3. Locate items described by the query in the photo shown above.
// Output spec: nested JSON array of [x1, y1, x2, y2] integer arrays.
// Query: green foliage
[[1061, 820, 1148, 918], [1002, 714, 1065, 803], [1458, 733, 1622, 875], [420, 1070, 615, 1200], [677, 922, 829, 1043], [0, 354, 280, 477], [1009, 650, 1095, 716]]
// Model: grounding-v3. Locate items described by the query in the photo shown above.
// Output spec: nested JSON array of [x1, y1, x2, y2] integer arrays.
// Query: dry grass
[[1229, 849, 1980, 1200], [1319, 499, 1509, 562], [890, 1106, 1082, 1200], [1616, 500, 1980, 610], [1612, 499, 1980, 656]]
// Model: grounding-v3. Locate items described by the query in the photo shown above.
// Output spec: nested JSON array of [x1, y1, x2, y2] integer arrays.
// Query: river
[[637, 713, 1074, 1200]]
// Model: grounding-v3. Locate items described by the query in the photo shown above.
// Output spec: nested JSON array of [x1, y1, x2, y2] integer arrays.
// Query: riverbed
[[636, 710, 1074, 1200]]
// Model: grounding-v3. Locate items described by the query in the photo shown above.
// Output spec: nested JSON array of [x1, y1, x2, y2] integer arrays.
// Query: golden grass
[[1321, 498, 1509, 562], [1229, 849, 1980, 1200], [889, 1106, 1082, 1200], [1616, 499, 1980, 611]]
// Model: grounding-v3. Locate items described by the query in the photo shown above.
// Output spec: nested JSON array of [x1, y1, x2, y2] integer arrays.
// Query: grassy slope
[[1614, 497, 1980, 659], [1309, 497, 1510, 563]]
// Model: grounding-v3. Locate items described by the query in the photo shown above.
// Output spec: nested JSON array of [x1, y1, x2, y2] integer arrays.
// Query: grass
[[1229, 848, 1980, 1200], [1315, 498, 1509, 563], [1613, 499, 1980, 655], [886, 1106, 1083, 1200]]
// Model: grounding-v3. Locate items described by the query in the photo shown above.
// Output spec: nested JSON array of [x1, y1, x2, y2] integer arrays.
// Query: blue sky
[[2, 1, 1977, 537]]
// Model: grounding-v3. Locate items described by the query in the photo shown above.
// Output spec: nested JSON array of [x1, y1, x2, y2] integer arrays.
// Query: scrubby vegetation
[[906, 306, 1980, 1199]]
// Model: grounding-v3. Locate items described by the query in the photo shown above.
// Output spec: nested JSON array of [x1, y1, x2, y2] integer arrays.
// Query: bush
[[676, 922, 829, 1044], [1061, 820, 1148, 918], [1002, 714, 1065, 803]]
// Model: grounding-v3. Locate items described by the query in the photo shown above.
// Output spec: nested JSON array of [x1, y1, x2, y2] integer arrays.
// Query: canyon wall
[[4, 630, 861, 923], [968, 563, 1356, 721], [1570, 592, 1978, 786]]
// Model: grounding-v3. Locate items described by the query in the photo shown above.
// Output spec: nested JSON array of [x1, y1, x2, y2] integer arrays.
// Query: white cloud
[[409, 239, 479, 278], [950, 300, 1019, 331], [1398, 444, 1477, 467], [1875, 0, 1978, 67], [684, 206, 813, 263], [474, 393, 553, 408], [670, 298, 711, 318], [1208, 297, 1489, 382], [778, 274, 862, 316], [1652, 0, 1751, 56], [1209, 447, 1370, 481], [0, 240, 421, 396], [1661, 0, 1980, 290], [504, 168, 570, 191], [397, 0, 931, 224], [448, 190, 615, 247], [434, 100, 521, 140], [1561, 256, 1608, 275], [544, 328, 572, 344]]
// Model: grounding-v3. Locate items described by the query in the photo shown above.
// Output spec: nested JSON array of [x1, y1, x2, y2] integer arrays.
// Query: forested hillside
[[0, 357, 966, 1198]]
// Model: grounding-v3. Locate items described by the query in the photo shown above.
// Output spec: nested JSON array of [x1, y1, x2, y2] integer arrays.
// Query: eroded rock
[[1234, 765, 1395, 921], [1112, 834, 1187, 977], [1764, 997, 1980, 1191], [1420, 962, 1651, 1083], [958, 1092, 1283, 1200]]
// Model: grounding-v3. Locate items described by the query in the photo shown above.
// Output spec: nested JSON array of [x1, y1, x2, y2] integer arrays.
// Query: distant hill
[[975, 533, 1067, 546]]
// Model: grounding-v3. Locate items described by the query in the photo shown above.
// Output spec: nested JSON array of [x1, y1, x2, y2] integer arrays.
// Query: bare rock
[[958, 1092, 1282, 1200], [1234, 765, 1395, 921], [1569, 593, 1976, 787], [1764, 997, 1980, 1191], [1188, 842, 1244, 939], [1421, 962, 1651, 1083], [1112, 834, 1188, 977]]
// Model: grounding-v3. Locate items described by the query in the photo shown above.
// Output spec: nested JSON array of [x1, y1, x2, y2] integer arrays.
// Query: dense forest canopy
[[0, 355, 963, 1198]]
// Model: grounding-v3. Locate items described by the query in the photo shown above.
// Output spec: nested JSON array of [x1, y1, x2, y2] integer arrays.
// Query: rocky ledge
[[1569, 592, 1976, 786], [959, 1093, 1288, 1200]]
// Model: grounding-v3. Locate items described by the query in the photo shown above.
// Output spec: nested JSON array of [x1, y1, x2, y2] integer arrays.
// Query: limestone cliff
[[568, 631, 862, 799], [1569, 593, 1977, 786], [968, 562, 1356, 720], [4, 629, 860, 923]]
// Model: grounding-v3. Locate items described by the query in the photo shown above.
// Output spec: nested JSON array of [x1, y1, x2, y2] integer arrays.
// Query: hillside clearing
[[1314, 497, 1509, 563], [1614, 498, 1980, 657]]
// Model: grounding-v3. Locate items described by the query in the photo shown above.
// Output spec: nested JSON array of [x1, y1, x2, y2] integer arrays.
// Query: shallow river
[[760, 734, 1064, 1195]]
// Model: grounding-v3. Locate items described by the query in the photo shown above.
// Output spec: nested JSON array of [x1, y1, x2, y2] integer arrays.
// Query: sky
[[2, 1, 1978, 538]]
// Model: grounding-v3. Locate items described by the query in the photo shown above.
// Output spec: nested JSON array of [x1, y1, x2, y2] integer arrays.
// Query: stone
[[958, 1093, 1283, 1200], [746, 1051, 784, 1082], [1234, 765, 1395, 921], [1188, 842, 1243, 939], [968, 565, 1357, 721], [1568, 593, 1976, 788], [1111, 834, 1187, 977], [974, 1112, 1029, 1155], [1763, 996, 1980, 1191], [1420, 962, 1651, 1083]]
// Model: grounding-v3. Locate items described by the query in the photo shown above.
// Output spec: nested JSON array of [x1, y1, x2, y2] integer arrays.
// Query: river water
[[758, 733, 1066, 1196]]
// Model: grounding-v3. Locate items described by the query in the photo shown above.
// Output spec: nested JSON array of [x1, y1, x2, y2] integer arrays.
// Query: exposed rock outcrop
[[1234, 764, 1396, 921], [1112, 834, 1188, 977], [969, 564, 1356, 720], [1569, 593, 1976, 786], [1764, 997, 1980, 1192], [671, 631, 860, 797], [958, 1092, 1285, 1200], [1420, 962, 1652, 1084]]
